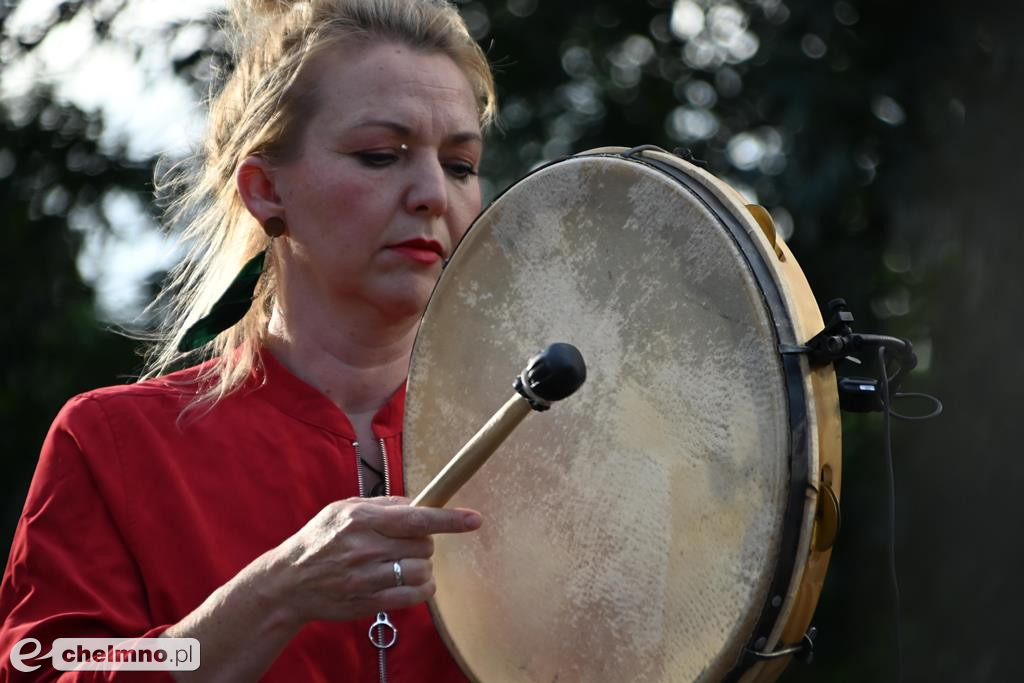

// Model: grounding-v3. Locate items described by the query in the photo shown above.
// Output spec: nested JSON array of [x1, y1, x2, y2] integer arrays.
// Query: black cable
[[890, 392, 944, 421], [360, 457, 386, 497], [360, 457, 384, 479], [882, 354, 942, 421], [878, 346, 903, 682]]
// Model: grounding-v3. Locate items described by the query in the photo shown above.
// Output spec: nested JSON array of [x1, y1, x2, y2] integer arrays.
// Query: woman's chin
[[371, 283, 435, 322]]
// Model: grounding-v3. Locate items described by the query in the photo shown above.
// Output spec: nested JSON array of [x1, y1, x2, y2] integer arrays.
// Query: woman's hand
[[164, 497, 481, 682], [267, 497, 482, 625]]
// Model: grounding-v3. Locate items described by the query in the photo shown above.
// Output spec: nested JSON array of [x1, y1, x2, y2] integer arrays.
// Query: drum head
[[405, 152, 812, 682]]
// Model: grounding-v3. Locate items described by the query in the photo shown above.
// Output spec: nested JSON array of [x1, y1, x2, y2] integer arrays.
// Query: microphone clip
[[789, 299, 920, 413], [802, 299, 916, 371]]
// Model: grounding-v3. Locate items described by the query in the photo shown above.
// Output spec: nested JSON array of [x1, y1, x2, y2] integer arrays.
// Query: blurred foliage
[[3, 0, 1023, 681], [0, 83, 150, 555]]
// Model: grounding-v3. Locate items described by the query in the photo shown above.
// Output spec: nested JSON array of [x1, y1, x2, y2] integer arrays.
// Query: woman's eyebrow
[[350, 119, 482, 144], [448, 131, 484, 145], [350, 119, 411, 135]]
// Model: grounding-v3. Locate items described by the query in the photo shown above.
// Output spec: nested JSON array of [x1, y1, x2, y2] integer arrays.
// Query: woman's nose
[[405, 157, 449, 217]]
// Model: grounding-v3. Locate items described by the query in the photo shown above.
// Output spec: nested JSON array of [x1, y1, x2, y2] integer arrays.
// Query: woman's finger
[[365, 580, 438, 613], [336, 535, 434, 564], [368, 504, 482, 539], [380, 558, 432, 589], [332, 557, 432, 597], [368, 496, 412, 507]]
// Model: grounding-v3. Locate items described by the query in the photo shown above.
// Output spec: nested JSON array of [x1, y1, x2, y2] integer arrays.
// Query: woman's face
[[270, 42, 484, 322]]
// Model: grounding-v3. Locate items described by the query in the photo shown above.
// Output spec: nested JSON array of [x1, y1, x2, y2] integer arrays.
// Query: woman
[[0, 0, 496, 680]]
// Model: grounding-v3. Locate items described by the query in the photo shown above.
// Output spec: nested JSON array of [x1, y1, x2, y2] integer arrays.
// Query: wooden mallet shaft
[[411, 394, 532, 507], [411, 342, 587, 508]]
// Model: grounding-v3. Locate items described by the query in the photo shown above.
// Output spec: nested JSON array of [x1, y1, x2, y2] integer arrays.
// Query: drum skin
[[404, 148, 841, 683]]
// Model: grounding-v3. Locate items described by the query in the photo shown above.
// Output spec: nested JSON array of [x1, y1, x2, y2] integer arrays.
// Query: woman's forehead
[[306, 42, 481, 132]]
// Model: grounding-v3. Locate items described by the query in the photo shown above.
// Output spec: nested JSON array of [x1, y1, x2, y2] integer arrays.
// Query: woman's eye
[[446, 162, 478, 180], [355, 151, 399, 167]]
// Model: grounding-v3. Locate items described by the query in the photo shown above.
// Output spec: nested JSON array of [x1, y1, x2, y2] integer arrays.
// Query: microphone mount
[[783, 299, 921, 413], [803, 299, 917, 371]]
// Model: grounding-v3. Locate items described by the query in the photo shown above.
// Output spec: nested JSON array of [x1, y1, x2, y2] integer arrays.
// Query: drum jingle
[[404, 147, 842, 682]]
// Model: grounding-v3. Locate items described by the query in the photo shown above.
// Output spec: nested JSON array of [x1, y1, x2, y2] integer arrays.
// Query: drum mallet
[[411, 342, 586, 508]]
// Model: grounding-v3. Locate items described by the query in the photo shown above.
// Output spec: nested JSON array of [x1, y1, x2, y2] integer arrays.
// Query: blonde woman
[[0, 1, 496, 680]]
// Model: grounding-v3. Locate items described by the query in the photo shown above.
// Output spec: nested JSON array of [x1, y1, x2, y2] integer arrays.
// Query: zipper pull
[[369, 611, 398, 650]]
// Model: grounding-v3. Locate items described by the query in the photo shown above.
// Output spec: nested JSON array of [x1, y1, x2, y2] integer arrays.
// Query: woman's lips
[[388, 238, 444, 265], [390, 245, 441, 265]]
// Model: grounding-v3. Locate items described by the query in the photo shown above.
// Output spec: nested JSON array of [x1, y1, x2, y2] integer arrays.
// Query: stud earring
[[263, 215, 287, 238]]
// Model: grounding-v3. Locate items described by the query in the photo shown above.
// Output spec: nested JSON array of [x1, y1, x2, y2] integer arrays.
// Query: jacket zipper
[[355, 439, 394, 683]]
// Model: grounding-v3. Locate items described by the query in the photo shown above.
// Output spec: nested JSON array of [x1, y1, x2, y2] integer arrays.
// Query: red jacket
[[0, 351, 467, 682]]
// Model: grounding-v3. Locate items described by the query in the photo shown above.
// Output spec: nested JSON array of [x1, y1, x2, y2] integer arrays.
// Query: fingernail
[[463, 512, 482, 529]]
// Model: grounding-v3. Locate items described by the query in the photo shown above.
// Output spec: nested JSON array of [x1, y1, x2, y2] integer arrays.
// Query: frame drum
[[404, 148, 841, 682]]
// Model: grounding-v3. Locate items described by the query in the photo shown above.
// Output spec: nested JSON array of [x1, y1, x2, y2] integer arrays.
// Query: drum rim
[[595, 150, 811, 680], [408, 148, 815, 682]]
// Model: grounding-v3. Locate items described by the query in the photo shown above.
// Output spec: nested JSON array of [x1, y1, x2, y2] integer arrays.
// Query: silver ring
[[393, 560, 403, 587]]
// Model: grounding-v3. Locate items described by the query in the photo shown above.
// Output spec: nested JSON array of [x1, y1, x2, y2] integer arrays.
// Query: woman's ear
[[236, 156, 284, 225]]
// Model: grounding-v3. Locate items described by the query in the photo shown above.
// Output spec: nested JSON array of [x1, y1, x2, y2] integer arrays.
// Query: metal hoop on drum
[[404, 146, 842, 683]]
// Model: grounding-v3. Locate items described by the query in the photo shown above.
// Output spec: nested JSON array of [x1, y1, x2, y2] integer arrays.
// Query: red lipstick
[[388, 238, 444, 265]]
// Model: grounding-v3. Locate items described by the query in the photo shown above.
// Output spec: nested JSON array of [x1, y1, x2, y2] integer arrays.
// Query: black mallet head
[[514, 343, 587, 411]]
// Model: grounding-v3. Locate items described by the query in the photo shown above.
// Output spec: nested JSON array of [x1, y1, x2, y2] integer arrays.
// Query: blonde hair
[[144, 0, 496, 407]]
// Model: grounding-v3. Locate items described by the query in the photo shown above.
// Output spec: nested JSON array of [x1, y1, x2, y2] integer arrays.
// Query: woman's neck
[[264, 302, 418, 418]]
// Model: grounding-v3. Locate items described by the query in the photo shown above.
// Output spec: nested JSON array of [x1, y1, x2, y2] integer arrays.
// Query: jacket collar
[[253, 347, 406, 440]]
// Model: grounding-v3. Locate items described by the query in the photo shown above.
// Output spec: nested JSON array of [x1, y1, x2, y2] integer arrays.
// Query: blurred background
[[2, 0, 1021, 680]]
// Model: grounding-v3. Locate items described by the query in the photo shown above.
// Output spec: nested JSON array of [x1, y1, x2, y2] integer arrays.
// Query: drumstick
[[411, 343, 586, 508]]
